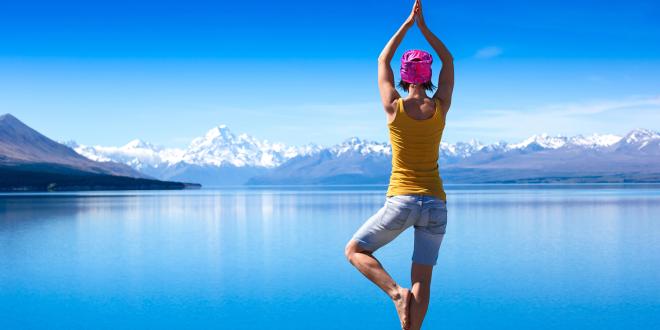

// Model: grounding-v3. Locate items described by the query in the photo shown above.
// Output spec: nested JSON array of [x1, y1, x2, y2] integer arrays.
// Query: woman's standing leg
[[410, 198, 447, 329], [409, 263, 433, 330]]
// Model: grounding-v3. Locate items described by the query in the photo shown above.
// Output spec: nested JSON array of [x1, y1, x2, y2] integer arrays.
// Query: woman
[[344, 0, 454, 329]]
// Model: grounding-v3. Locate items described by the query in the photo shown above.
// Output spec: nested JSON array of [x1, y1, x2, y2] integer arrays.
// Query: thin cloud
[[538, 96, 660, 115], [448, 95, 660, 142], [474, 46, 503, 59]]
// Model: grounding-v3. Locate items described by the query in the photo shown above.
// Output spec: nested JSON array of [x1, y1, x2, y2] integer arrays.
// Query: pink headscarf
[[400, 50, 433, 84]]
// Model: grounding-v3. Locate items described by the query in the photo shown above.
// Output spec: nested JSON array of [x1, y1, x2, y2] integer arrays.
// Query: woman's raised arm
[[377, 1, 418, 114], [416, 0, 454, 113]]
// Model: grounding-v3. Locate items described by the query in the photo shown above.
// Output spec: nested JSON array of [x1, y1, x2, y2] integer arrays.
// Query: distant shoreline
[[0, 166, 201, 193], [0, 184, 202, 193], [3, 180, 660, 194], [3, 183, 660, 197]]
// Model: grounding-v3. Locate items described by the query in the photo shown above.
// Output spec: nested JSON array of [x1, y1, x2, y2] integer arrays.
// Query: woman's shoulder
[[423, 97, 440, 113], [430, 97, 445, 114]]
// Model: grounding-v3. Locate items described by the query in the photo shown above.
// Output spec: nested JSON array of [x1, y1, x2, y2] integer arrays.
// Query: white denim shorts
[[351, 194, 448, 266]]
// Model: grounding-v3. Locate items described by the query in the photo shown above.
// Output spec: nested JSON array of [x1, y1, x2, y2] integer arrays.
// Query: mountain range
[[0, 114, 200, 191], [67, 123, 660, 185]]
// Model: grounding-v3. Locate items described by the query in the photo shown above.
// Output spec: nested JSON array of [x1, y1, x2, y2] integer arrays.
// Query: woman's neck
[[406, 86, 428, 99]]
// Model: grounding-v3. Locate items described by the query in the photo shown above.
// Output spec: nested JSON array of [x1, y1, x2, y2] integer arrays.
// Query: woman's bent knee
[[345, 239, 371, 263], [344, 240, 359, 262]]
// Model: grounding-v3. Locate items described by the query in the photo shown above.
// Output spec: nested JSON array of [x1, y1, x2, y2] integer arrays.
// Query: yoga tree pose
[[345, 0, 454, 329]]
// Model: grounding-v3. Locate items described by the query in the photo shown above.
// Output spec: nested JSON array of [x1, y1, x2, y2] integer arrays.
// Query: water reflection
[[0, 187, 659, 329]]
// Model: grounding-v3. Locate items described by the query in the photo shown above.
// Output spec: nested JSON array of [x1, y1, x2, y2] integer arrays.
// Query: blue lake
[[1, 185, 659, 329]]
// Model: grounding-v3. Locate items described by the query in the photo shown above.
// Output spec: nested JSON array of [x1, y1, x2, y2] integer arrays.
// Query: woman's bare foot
[[393, 286, 412, 329]]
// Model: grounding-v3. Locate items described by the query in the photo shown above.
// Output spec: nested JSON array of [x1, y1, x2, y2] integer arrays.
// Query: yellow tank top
[[386, 97, 447, 201]]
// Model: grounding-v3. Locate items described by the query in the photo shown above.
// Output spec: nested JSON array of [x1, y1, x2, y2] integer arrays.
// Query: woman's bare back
[[401, 97, 436, 120], [387, 97, 438, 124]]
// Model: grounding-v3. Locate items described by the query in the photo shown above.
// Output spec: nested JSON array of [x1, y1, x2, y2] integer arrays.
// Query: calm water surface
[[1, 185, 659, 329]]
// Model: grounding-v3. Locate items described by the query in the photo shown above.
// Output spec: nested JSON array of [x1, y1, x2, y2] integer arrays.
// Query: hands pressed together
[[405, 0, 427, 29]]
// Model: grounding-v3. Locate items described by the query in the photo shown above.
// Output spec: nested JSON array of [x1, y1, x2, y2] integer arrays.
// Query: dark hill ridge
[[0, 113, 143, 178], [0, 114, 200, 191]]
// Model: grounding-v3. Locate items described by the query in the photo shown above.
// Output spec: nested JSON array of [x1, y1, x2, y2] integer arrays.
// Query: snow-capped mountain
[[73, 125, 323, 171], [250, 137, 394, 185], [615, 128, 660, 154], [330, 137, 391, 157], [622, 128, 660, 144], [506, 133, 623, 151], [180, 125, 320, 167], [70, 125, 323, 185], [248, 128, 660, 184], [69, 126, 660, 185], [67, 139, 184, 171]]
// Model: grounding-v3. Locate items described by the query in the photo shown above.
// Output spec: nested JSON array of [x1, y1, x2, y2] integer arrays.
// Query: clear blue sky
[[1, 0, 659, 147]]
